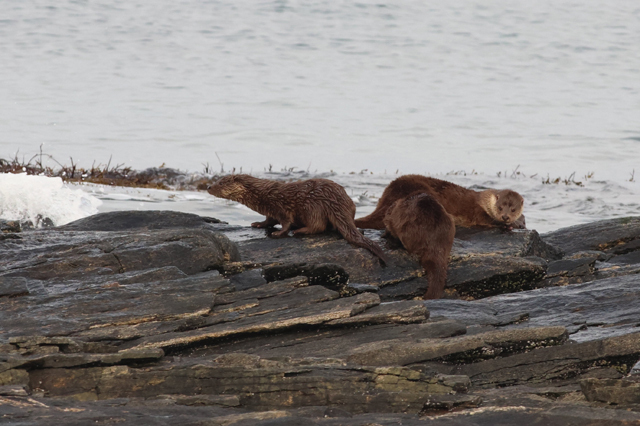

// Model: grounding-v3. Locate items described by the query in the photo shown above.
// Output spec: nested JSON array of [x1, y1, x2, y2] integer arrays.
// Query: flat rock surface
[[425, 274, 640, 342], [1, 211, 640, 424]]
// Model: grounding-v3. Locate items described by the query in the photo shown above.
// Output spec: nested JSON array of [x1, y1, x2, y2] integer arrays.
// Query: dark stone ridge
[[1, 211, 640, 424], [542, 216, 640, 256], [581, 376, 640, 405], [0, 219, 22, 233]]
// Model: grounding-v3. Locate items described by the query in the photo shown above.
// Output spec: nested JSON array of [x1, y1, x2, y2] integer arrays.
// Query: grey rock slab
[[27, 357, 459, 414], [262, 263, 351, 295], [542, 217, 640, 256], [535, 256, 599, 288], [446, 255, 547, 299], [213, 276, 309, 307], [1, 348, 163, 372], [232, 226, 553, 296], [126, 292, 381, 351], [3, 400, 639, 426], [211, 285, 341, 320], [65, 279, 322, 343], [421, 393, 483, 412], [0, 214, 240, 281], [326, 300, 427, 326], [454, 332, 640, 388], [0, 384, 27, 396], [237, 229, 396, 286], [228, 268, 268, 291], [168, 394, 241, 407], [0, 219, 22, 233], [0, 271, 231, 340], [581, 377, 640, 405], [425, 273, 640, 342], [185, 319, 467, 360], [58, 210, 225, 232], [0, 277, 29, 297], [546, 257, 597, 277], [346, 326, 568, 366], [453, 227, 562, 261]]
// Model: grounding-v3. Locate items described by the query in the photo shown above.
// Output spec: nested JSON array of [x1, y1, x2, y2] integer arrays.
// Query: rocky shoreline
[[2, 211, 640, 424]]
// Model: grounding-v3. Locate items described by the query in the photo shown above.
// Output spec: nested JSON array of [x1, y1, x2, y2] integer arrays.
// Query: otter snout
[[502, 215, 510, 222]]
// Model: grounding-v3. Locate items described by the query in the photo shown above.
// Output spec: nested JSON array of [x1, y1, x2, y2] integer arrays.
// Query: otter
[[207, 174, 386, 266], [355, 175, 525, 230], [383, 192, 455, 299]]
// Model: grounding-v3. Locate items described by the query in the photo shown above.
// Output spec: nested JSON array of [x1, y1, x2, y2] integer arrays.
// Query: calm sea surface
[[1, 1, 640, 231], [2, 1, 640, 179]]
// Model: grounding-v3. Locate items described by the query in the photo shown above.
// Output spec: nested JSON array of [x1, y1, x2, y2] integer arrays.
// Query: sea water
[[1, 1, 640, 229]]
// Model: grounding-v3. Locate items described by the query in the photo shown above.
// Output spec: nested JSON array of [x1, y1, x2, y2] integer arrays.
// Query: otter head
[[489, 190, 524, 225], [207, 175, 248, 202]]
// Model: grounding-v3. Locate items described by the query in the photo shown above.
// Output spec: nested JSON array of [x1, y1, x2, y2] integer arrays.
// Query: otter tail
[[422, 257, 448, 300], [354, 207, 388, 230], [329, 211, 387, 267]]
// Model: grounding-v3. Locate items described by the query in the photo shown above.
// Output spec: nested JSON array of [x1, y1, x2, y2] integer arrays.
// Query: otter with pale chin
[[355, 175, 525, 231]]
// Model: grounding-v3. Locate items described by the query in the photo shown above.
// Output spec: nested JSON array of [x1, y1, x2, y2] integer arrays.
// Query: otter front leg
[[271, 221, 292, 237], [252, 217, 279, 228]]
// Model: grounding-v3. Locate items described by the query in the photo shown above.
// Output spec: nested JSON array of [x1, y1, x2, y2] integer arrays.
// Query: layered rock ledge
[[2, 211, 640, 425]]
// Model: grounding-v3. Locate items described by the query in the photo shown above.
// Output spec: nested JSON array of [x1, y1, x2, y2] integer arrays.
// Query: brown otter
[[355, 175, 525, 230], [207, 174, 386, 265], [383, 192, 455, 299]]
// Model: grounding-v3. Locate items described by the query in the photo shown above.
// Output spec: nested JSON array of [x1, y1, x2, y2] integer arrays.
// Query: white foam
[[0, 173, 102, 226]]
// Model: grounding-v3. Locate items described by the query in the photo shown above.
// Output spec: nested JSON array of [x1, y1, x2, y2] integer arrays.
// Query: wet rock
[[0, 277, 29, 298], [535, 256, 598, 288], [0, 219, 22, 233], [0, 228, 239, 281], [3, 212, 640, 424], [59, 210, 225, 231], [229, 268, 268, 291], [263, 263, 350, 295], [162, 394, 241, 407], [326, 300, 427, 326], [422, 394, 483, 412], [237, 227, 556, 299], [426, 274, 640, 342], [446, 255, 547, 299], [27, 356, 462, 414], [126, 292, 381, 351], [542, 217, 640, 256], [346, 326, 567, 366], [185, 318, 466, 361], [0, 270, 232, 340], [2, 348, 163, 370], [453, 227, 563, 260], [581, 377, 640, 405], [0, 384, 28, 396], [451, 332, 640, 388]]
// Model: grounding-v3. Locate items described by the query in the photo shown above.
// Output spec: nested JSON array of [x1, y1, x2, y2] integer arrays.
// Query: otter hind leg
[[354, 208, 388, 230]]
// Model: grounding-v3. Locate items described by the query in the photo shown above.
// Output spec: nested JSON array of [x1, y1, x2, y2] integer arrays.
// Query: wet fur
[[208, 174, 386, 265], [383, 192, 455, 299], [356, 175, 525, 230]]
